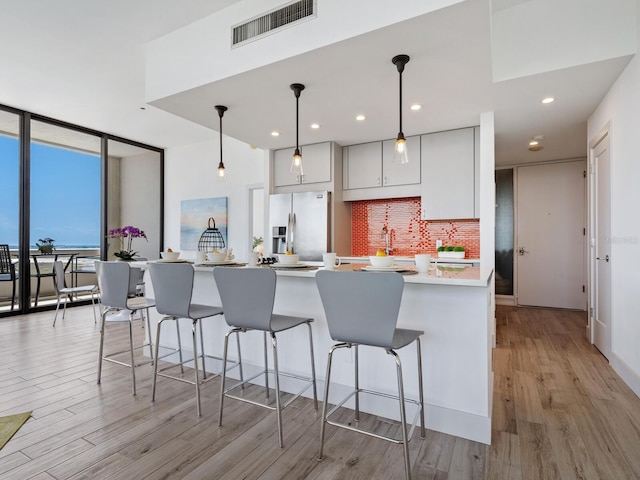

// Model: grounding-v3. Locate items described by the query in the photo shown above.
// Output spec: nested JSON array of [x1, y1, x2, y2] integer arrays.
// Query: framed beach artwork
[[180, 197, 228, 250]]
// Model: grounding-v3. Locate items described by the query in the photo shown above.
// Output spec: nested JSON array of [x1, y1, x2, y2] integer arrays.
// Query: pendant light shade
[[392, 54, 410, 165], [290, 83, 305, 176], [215, 105, 228, 177]]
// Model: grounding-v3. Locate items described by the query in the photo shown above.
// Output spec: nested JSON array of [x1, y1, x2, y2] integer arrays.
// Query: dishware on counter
[[248, 251, 259, 267], [207, 252, 227, 262], [414, 254, 434, 273], [196, 251, 207, 263], [276, 253, 300, 265], [322, 253, 341, 270], [160, 251, 180, 261], [369, 255, 395, 268]]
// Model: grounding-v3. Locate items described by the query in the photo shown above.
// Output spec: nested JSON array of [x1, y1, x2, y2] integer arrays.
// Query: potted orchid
[[36, 237, 55, 254], [108, 226, 147, 261]]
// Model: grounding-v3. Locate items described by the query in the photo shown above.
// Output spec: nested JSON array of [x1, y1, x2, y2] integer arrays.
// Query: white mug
[[248, 251, 258, 267], [196, 251, 207, 263], [415, 254, 433, 273], [323, 252, 341, 270]]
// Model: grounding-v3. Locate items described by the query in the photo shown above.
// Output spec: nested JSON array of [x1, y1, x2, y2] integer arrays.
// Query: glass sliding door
[[0, 109, 20, 313], [495, 168, 514, 296], [29, 120, 101, 308], [106, 139, 162, 261]]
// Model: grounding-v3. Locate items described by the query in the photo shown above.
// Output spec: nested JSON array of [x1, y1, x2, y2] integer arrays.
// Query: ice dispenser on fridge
[[272, 226, 288, 254]]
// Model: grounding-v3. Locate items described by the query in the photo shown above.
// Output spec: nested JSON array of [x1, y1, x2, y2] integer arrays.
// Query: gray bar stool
[[52, 260, 98, 326], [315, 270, 425, 480], [213, 267, 318, 448], [95, 261, 156, 396], [148, 262, 225, 417]]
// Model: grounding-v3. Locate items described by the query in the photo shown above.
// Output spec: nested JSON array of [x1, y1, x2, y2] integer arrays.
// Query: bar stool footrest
[[224, 368, 315, 411], [325, 388, 422, 444]]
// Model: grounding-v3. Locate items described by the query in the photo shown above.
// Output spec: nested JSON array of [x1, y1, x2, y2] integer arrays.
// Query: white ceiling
[[0, 0, 633, 166]]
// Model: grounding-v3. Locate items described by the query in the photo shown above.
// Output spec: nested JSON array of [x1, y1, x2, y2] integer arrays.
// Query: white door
[[516, 161, 586, 309], [593, 134, 611, 358]]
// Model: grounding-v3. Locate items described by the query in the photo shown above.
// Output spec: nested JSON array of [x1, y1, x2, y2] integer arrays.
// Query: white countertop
[[339, 256, 480, 265], [193, 262, 493, 287]]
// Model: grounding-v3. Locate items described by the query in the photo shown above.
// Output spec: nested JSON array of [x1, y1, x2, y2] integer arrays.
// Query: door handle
[[596, 254, 610, 262], [518, 247, 529, 256]]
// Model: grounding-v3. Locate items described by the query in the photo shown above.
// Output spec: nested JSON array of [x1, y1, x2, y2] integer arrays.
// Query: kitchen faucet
[[382, 226, 393, 255]]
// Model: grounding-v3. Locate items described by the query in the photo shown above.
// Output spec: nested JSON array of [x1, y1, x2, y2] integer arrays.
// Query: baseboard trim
[[611, 353, 640, 399]]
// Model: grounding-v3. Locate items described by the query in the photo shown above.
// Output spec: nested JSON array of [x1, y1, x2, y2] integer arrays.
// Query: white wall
[[588, 0, 640, 396], [145, 0, 463, 101], [164, 135, 265, 262], [491, 0, 636, 81]]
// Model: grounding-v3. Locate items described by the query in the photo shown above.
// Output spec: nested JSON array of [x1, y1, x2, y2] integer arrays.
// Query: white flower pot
[[438, 251, 465, 259]]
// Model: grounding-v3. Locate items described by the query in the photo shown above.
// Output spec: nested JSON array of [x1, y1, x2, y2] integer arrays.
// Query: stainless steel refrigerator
[[269, 191, 330, 261]]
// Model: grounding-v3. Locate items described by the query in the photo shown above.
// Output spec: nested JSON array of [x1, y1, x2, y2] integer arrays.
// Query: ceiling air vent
[[232, 0, 316, 47]]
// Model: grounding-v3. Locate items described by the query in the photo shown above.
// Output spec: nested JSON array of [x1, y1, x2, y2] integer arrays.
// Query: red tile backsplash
[[351, 197, 480, 258]]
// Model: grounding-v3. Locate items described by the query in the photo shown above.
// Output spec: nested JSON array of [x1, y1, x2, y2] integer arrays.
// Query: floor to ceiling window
[[0, 104, 163, 316], [0, 109, 21, 312]]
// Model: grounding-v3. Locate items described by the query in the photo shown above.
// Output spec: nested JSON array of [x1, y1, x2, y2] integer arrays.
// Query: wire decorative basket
[[198, 217, 226, 252]]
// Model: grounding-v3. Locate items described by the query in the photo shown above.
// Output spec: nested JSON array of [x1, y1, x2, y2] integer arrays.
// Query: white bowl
[[369, 255, 395, 268], [276, 253, 300, 265], [206, 252, 227, 262], [160, 251, 180, 261]]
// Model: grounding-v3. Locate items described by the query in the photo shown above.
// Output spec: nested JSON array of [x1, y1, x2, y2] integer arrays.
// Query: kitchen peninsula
[[145, 263, 493, 445]]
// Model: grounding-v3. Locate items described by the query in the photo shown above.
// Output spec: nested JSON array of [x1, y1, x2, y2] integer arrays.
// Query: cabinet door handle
[[384, 176, 388, 185], [377, 177, 381, 186]]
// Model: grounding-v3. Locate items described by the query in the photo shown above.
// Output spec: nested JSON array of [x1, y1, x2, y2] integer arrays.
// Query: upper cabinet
[[382, 136, 421, 187], [342, 136, 421, 201], [343, 142, 383, 189], [273, 142, 332, 187], [420, 127, 477, 220]]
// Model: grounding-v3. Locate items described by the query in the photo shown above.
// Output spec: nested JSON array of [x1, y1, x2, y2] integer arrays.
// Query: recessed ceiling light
[[529, 140, 539, 146], [529, 145, 543, 152], [541, 97, 555, 104], [271, 131, 280, 137], [410, 104, 422, 111], [310, 123, 320, 129], [356, 114, 366, 121]]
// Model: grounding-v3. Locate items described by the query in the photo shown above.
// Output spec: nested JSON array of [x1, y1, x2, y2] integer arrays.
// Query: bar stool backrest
[[53, 261, 67, 292], [0, 244, 14, 276], [148, 262, 194, 318], [316, 270, 404, 349], [213, 267, 276, 330], [95, 261, 131, 310]]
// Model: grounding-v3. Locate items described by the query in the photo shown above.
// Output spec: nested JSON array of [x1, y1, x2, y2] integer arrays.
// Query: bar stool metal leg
[[306, 321, 318, 410], [354, 344, 360, 422], [390, 349, 411, 480], [416, 338, 425, 438], [128, 313, 137, 395], [271, 332, 284, 448], [192, 319, 202, 416]]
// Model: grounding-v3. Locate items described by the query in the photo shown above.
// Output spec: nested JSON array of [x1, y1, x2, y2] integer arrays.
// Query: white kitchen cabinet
[[273, 142, 332, 187], [420, 127, 476, 220], [343, 142, 382, 189], [382, 136, 421, 186]]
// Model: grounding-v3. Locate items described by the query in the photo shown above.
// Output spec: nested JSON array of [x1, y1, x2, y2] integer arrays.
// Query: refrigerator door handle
[[290, 213, 296, 253], [285, 213, 291, 252]]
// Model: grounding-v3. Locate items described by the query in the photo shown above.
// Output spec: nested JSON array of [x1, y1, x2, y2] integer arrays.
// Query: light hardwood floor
[[1, 305, 639, 479]]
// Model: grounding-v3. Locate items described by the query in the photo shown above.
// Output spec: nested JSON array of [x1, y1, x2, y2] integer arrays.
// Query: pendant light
[[392, 54, 410, 164], [215, 105, 228, 177], [290, 83, 305, 176]]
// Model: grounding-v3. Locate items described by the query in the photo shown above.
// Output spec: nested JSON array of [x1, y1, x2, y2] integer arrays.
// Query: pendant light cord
[[398, 66, 403, 135]]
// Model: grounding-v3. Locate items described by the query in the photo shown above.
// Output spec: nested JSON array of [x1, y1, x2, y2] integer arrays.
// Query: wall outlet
[[436, 240, 443, 248]]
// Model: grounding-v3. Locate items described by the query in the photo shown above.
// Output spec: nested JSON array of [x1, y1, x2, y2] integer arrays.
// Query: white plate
[[271, 262, 308, 268], [202, 260, 236, 265], [156, 258, 187, 263], [361, 265, 405, 272]]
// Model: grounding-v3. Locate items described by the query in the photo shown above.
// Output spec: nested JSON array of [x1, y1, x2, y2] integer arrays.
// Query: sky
[[0, 135, 101, 248]]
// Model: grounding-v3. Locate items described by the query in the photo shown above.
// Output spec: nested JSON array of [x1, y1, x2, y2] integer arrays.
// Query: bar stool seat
[[213, 267, 318, 448], [148, 262, 226, 417], [52, 260, 98, 326], [95, 260, 156, 396], [315, 270, 425, 480]]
